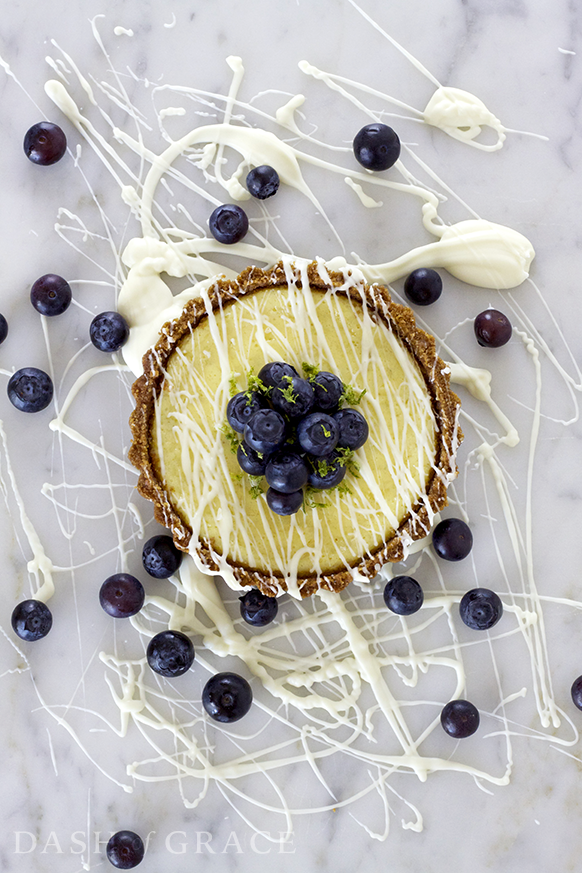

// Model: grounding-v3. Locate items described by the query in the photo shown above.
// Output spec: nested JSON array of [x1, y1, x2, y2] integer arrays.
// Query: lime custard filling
[[150, 274, 442, 582]]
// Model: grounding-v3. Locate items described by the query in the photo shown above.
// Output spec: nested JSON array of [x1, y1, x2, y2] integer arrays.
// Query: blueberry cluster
[[208, 164, 281, 246], [92, 535, 254, 724], [381, 522, 506, 739], [4, 268, 130, 416], [226, 361, 369, 515]]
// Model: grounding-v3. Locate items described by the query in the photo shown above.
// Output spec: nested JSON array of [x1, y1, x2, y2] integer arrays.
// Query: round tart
[[129, 261, 461, 598]]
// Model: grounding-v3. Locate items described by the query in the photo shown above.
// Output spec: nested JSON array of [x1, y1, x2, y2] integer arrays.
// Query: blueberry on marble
[[23, 121, 67, 165], [142, 534, 183, 578], [459, 588, 503, 630], [404, 268, 443, 306], [106, 830, 145, 869], [307, 450, 346, 490], [90, 311, 129, 352], [265, 450, 309, 493], [297, 411, 339, 457], [474, 309, 512, 348], [353, 123, 400, 171], [571, 676, 582, 711], [440, 699, 480, 738], [227, 390, 268, 433], [271, 375, 314, 419], [243, 408, 287, 455], [7, 367, 53, 413], [432, 518, 473, 562], [146, 630, 194, 677], [208, 203, 249, 244], [0, 314, 7, 345], [30, 273, 72, 316], [237, 441, 267, 476], [312, 371, 343, 412], [11, 599, 53, 641], [239, 588, 278, 626], [246, 165, 280, 199], [258, 361, 298, 391], [333, 408, 369, 450], [99, 573, 145, 618], [202, 671, 253, 722], [383, 575, 424, 616], [266, 487, 304, 516]]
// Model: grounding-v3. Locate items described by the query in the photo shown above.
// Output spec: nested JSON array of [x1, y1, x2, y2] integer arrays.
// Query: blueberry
[[142, 534, 183, 578], [383, 575, 424, 616], [11, 599, 53, 641], [258, 361, 298, 391], [30, 273, 72, 317], [227, 390, 268, 433], [146, 630, 194, 677], [0, 314, 7, 344], [312, 371, 343, 412], [459, 588, 503, 630], [99, 573, 145, 618], [202, 671, 253, 722], [432, 518, 473, 562], [237, 441, 267, 476], [209, 204, 249, 244], [333, 408, 369, 450], [271, 376, 314, 419], [440, 699, 480, 738], [7, 367, 53, 413], [23, 122, 67, 166], [571, 676, 582, 711], [265, 450, 308, 493], [90, 311, 129, 352], [246, 165, 280, 199], [353, 123, 400, 171], [307, 451, 346, 490], [239, 588, 278, 626], [243, 408, 287, 455], [283, 433, 305, 456], [266, 487, 303, 515], [106, 831, 145, 869], [297, 411, 339, 457], [404, 268, 443, 306], [474, 309, 512, 348]]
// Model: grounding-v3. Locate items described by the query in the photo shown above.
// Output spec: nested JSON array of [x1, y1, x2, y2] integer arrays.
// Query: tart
[[129, 260, 461, 598]]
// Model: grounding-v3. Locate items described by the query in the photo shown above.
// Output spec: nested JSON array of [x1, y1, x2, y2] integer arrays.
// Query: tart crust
[[129, 261, 461, 598]]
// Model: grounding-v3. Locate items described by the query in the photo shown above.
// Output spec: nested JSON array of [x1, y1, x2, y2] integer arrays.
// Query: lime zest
[[228, 375, 239, 397], [304, 479, 352, 509], [248, 475, 264, 499], [220, 424, 240, 454], [314, 456, 334, 477], [279, 374, 297, 404], [304, 486, 331, 509], [244, 367, 270, 400], [301, 361, 320, 382], [336, 446, 360, 476], [339, 384, 366, 407]]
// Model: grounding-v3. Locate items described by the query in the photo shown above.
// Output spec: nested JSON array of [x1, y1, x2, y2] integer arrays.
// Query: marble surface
[[1, 0, 582, 870]]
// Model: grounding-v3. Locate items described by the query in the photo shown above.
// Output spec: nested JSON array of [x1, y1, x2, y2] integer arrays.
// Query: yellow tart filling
[[150, 281, 436, 578]]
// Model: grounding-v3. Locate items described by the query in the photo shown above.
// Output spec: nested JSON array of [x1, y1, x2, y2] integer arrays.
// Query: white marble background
[[1, 0, 582, 870]]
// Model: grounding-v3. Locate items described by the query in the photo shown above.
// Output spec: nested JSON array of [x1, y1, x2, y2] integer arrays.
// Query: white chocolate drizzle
[[150, 263, 444, 594], [0, 13, 579, 843]]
